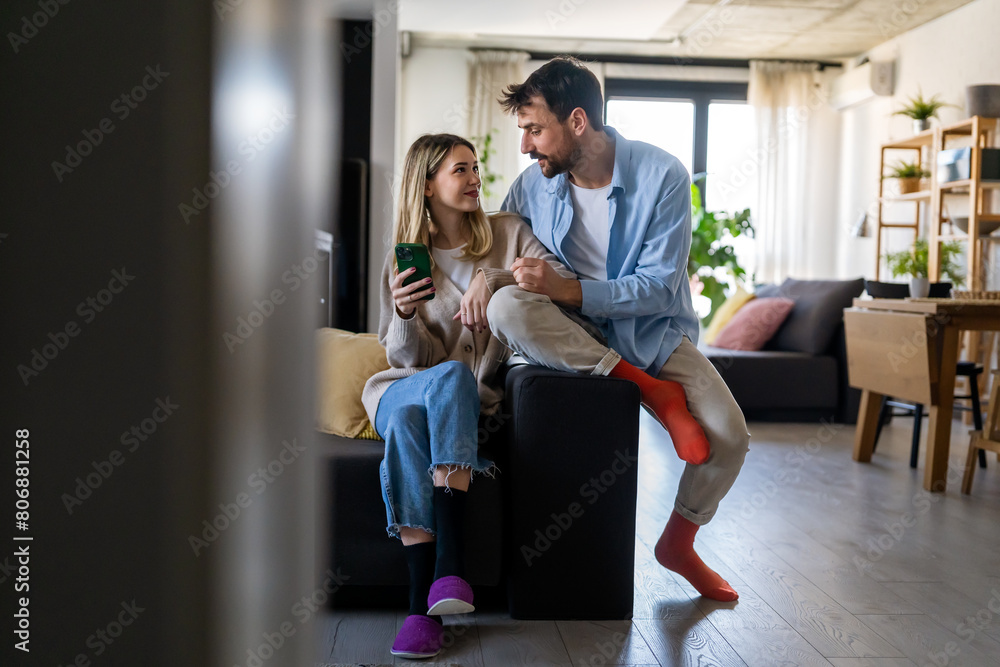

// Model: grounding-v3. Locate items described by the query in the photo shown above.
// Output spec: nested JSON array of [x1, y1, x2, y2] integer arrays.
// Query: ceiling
[[397, 0, 978, 61]]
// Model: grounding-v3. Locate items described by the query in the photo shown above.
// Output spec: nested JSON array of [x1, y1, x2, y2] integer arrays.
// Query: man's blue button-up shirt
[[501, 127, 699, 376]]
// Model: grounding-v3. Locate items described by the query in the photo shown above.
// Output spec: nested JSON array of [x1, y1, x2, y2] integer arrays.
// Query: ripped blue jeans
[[373, 360, 494, 539]]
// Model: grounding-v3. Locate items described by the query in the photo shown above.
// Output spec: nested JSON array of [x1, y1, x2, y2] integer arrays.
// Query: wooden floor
[[318, 412, 1000, 666]]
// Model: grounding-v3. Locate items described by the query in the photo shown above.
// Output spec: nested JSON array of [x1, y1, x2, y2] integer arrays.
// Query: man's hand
[[453, 271, 491, 333], [511, 257, 582, 308]]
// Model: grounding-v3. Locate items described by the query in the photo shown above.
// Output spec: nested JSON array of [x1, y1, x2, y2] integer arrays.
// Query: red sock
[[655, 510, 738, 602], [607, 358, 710, 464]]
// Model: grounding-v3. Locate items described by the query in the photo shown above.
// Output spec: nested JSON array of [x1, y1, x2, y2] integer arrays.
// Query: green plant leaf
[[891, 89, 955, 120], [472, 128, 504, 202], [883, 238, 965, 286], [688, 176, 756, 325], [884, 160, 930, 179]]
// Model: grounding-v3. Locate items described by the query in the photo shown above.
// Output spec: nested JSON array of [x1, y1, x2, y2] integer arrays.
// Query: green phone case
[[395, 243, 434, 301]]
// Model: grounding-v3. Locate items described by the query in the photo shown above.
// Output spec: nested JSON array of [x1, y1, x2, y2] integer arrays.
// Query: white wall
[[399, 46, 474, 153], [835, 0, 1000, 281]]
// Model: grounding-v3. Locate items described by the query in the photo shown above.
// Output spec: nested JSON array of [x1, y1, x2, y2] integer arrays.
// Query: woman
[[361, 133, 571, 659]]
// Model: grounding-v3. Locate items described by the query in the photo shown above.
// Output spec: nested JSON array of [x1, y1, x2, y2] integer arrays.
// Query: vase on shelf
[[966, 84, 1000, 118], [913, 118, 931, 134], [910, 277, 930, 298]]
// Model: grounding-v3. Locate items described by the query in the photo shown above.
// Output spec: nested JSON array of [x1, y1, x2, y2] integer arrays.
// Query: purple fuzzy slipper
[[426, 575, 475, 615], [391, 614, 442, 659]]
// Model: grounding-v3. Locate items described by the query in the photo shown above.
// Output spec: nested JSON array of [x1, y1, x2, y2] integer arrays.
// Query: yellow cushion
[[355, 422, 382, 441], [703, 286, 756, 345], [316, 328, 389, 439]]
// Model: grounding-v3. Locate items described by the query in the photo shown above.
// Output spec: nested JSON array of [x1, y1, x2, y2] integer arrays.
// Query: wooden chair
[[964, 369, 1000, 494]]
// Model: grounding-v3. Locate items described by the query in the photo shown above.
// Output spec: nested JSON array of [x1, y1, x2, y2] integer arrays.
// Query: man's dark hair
[[499, 56, 605, 131]]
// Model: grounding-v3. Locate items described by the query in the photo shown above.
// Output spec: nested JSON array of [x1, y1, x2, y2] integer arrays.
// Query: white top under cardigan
[[431, 243, 474, 292], [362, 213, 574, 423]]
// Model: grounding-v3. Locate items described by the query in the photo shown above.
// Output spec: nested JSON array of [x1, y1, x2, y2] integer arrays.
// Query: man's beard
[[532, 136, 584, 178]]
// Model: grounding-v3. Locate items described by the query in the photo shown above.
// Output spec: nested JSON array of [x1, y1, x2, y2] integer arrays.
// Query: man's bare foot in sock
[[654, 510, 738, 602], [607, 359, 710, 464], [639, 381, 710, 464]]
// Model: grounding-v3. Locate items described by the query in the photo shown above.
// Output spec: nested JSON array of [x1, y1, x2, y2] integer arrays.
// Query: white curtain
[[468, 50, 529, 212], [749, 60, 822, 283]]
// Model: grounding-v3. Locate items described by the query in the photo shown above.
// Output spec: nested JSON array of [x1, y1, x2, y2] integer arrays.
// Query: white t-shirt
[[564, 181, 612, 281], [431, 244, 474, 293]]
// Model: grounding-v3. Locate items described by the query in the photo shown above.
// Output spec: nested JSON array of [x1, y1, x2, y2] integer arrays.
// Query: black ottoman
[[504, 366, 640, 620]]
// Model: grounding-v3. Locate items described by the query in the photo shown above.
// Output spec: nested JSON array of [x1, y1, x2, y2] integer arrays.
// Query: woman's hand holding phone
[[391, 268, 435, 318]]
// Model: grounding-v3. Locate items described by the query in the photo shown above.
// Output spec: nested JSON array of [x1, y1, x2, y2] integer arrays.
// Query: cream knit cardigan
[[362, 212, 573, 423]]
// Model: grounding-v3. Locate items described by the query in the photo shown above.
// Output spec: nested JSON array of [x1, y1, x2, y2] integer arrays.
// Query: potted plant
[[885, 238, 965, 297], [687, 178, 754, 325], [893, 89, 954, 133], [472, 129, 502, 209], [885, 161, 930, 195]]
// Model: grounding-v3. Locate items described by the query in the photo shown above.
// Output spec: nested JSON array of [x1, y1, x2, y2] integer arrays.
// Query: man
[[486, 57, 749, 602]]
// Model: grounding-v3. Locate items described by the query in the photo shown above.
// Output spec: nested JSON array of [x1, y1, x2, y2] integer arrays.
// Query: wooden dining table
[[844, 297, 1000, 492]]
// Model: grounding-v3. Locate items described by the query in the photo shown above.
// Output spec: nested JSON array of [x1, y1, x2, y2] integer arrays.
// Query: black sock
[[433, 486, 468, 580], [403, 541, 436, 617]]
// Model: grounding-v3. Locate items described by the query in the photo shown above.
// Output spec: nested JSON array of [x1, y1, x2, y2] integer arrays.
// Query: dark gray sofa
[[701, 277, 865, 423], [322, 364, 641, 620]]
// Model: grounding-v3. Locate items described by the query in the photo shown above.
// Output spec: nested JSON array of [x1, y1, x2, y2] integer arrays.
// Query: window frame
[[604, 79, 748, 209]]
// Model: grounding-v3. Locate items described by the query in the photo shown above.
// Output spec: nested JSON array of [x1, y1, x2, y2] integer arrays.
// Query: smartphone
[[395, 243, 434, 301]]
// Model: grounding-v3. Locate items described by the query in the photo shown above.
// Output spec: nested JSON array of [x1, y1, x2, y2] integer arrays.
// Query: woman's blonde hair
[[394, 134, 493, 263]]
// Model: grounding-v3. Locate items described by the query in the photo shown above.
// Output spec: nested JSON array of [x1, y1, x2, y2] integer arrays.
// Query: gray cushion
[[703, 347, 838, 409], [759, 277, 865, 355], [755, 283, 780, 298]]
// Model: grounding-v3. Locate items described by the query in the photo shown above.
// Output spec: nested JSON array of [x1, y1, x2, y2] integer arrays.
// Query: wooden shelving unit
[[928, 116, 1000, 289], [874, 129, 935, 280], [926, 116, 1000, 420]]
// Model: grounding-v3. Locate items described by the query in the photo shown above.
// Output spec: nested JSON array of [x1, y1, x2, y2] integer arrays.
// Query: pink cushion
[[712, 297, 795, 351]]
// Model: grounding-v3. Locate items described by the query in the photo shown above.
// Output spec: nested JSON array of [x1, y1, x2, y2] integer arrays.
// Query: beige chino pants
[[487, 286, 750, 525]]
